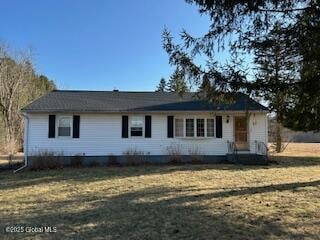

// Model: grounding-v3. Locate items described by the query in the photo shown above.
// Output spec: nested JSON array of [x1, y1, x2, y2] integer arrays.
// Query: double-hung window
[[207, 118, 215, 137], [57, 116, 72, 137], [196, 119, 205, 137], [185, 118, 195, 137], [174, 118, 184, 137], [130, 116, 143, 136]]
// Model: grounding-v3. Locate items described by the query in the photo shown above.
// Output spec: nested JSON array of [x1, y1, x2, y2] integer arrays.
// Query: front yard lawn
[[0, 158, 320, 239]]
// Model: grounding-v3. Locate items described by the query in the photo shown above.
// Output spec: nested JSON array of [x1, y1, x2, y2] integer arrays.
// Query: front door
[[234, 116, 248, 150]]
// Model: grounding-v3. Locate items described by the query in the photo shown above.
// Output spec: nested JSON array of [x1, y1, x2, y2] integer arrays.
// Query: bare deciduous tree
[[0, 45, 33, 153]]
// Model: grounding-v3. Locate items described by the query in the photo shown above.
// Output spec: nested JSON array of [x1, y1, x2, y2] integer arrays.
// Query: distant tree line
[[269, 117, 320, 144], [0, 44, 56, 153]]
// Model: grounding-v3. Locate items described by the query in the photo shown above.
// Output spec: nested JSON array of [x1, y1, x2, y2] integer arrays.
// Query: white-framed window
[[196, 119, 205, 137], [186, 118, 195, 137], [207, 118, 215, 137], [130, 116, 144, 137], [174, 118, 184, 137], [173, 117, 215, 138], [57, 116, 72, 137]]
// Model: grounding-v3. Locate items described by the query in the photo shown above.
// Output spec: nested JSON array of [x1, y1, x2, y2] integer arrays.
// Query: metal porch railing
[[227, 141, 238, 162], [255, 140, 269, 162]]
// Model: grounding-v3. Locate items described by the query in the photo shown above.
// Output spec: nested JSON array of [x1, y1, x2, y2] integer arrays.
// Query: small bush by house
[[30, 150, 63, 170], [189, 145, 203, 164], [89, 159, 100, 167], [71, 154, 84, 167], [107, 155, 120, 166], [123, 148, 145, 166], [167, 144, 182, 164]]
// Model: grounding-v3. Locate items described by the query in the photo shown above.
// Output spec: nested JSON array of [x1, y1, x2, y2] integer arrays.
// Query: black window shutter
[[48, 115, 56, 138], [122, 115, 129, 138], [167, 116, 174, 138], [73, 115, 80, 138], [145, 115, 152, 138], [216, 116, 222, 138]]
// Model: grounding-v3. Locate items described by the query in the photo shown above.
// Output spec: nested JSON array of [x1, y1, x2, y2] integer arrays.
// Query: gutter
[[14, 113, 29, 173]]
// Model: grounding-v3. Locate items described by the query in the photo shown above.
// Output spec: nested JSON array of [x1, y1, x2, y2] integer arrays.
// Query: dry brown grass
[[269, 143, 320, 157], [0, 158, 319, 239]]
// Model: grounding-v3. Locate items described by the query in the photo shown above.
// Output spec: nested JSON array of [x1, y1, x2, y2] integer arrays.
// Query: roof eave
[[21, 109, 269, 114]]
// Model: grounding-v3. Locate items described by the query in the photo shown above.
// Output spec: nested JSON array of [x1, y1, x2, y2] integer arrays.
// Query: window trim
[[196, 118, 205, 137], [174, 118, 184, 137], [185, 118, 195, 137], [174, 117, 216, 139], [56, 116, 72, 138], [206, 118, 215, 137], [129, 115, 144, 138]]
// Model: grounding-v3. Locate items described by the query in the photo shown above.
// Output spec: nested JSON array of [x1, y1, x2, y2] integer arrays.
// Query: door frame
[[234, 116, 249, 151]]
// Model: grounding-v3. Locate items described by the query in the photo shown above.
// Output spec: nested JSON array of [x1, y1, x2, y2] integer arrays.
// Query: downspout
[[14, 113, 29, 173], [265, 114, 268, 145]]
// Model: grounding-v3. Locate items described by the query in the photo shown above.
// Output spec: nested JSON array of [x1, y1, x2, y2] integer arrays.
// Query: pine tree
[[252, 22, 299, 152], [162, 0, 320, 131], [284, 7, 320, 132], [155, 78, 167, 92], [166, 68, 189, 95]]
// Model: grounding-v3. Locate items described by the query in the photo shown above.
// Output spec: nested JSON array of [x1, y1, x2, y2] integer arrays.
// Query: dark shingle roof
[[22, 90, 268, 113]]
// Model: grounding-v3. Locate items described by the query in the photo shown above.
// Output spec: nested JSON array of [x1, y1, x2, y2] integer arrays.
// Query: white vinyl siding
[[26, 112, 267, 156], [249, 113, 268, 153]]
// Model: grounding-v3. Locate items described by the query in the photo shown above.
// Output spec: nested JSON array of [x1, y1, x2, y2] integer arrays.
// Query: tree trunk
[[3, 110, 17, 154], [275, 121, 282, 153]]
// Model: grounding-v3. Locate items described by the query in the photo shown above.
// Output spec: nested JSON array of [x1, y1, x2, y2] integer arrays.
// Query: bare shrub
[[107, 154, 120, 166], [3, 140, 19, 155], [0, 143, 4, 155], [8, 153, 14, 166], [167, 144, 182, 164], [188, 145, 203, 164], [123, 148, 145, 166], [71, 154, 84, 167], [30, 150, 63, 170]]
